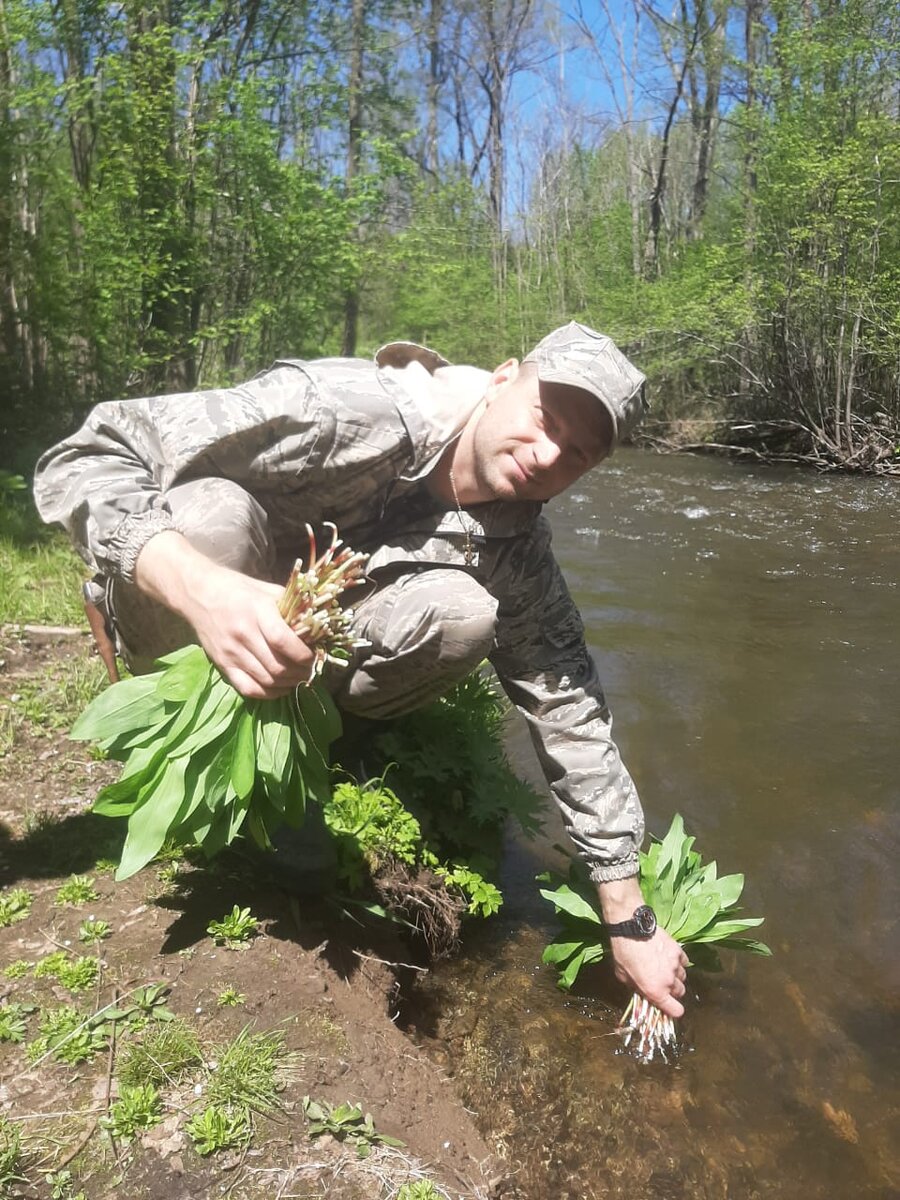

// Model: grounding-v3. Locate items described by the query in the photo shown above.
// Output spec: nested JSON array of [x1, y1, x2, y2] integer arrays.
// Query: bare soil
[[0, 627, 501, 1200]]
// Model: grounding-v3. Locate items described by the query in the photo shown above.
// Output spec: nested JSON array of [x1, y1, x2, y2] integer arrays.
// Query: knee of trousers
[[165, 477, 276, 578], [364, 568, 498, 669], [333, 568, 499, 719]]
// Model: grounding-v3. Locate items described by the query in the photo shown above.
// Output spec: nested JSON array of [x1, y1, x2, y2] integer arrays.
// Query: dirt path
[[0, 627, 500, 1200]]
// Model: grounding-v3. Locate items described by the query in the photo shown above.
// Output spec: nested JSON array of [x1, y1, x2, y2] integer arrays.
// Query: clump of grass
[[207, 1027, 294, 1114], [0, 887, 33, 928], [100, 1083, 163, 1141], [54, 875, 99, 906], [0, 1115, 27, 1193], [117, 1019, 203, 1089]]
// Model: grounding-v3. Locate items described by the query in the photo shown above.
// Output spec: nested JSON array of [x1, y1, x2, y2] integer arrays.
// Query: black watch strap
[[604, 904, 657, 940]]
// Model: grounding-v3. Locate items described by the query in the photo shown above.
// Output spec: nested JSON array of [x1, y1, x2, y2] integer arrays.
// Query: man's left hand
[[608, 928, 688, 1019], [596, 874, 689, 1018]]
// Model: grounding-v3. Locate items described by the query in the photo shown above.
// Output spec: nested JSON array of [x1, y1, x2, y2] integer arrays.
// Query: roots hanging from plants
[[373, 862, 467, 961]]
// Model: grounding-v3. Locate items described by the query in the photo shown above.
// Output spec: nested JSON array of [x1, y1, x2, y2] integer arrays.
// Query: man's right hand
[[134, 531, 314, 699]]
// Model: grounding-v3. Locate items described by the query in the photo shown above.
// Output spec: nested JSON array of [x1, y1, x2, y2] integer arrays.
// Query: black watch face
[[634, 905, 657, 936]]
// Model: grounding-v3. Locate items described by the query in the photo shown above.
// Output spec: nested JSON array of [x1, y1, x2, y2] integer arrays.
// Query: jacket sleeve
[[33, 367, 323, 582], [488, 514, 644, 882]]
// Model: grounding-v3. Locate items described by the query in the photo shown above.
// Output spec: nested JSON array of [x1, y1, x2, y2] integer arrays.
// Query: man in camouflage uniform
[[34, 321, 689, 1018]]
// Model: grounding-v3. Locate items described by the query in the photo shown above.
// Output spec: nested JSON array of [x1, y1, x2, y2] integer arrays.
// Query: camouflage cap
[[523, 321, 648, 454]]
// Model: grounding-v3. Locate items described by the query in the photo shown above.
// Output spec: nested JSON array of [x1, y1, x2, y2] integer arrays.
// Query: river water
[[410, 450, 899, 1199]]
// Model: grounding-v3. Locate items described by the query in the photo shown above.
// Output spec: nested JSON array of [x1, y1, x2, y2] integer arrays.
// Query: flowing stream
[[408, 450, 899, 1199]]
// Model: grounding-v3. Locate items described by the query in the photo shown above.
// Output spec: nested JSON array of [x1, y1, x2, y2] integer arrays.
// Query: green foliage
[[54, 875, 99, 906], [395, 1183, 444, 1200], [72, 644, 340, 878], [540, 815, 771, 991], [0, 888, 33, 928], [2, 961, 31, 980], [78, 919, 111, 943], [117, 1018, 202, 1089], [0, 1002, 35, 1044], [186, 1105, 251, 1157], [0, 499, 89, 630], [216, 987, 245, 1008], [207, 905, 259, 947], [27, 1005, 107, 1065], [205, 1027, 292, 1114], [0, 1116, 26, 1193], [325, 775, 424, 888], [101, 1083, 163, 1141], [302, 1097, 404, 1159], [33, 952, 99, 993], [436, 866, 503, 918]]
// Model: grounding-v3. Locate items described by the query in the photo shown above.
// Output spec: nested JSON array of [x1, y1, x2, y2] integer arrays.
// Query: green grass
[[117, 1019, 203, 1089], [206, 1027, 292, 1114], [0, 496, 85, 626]]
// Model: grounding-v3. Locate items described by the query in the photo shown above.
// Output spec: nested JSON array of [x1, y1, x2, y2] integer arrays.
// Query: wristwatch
[[604, 904, 657, 940]]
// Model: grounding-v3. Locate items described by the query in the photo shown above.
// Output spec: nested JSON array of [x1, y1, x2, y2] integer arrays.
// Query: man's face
[[469, 362, 613, 503]]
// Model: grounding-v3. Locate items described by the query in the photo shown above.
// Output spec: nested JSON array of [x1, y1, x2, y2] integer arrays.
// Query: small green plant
[[437, 865, 503, 917], [396, 1183, 444, 1200], [78, 918, 111, 942], [216, 986, 245, 1007], [303, 1097, 404, 1158], [102, 983, 174, 1030], [54, 875, 99, 906], [0, 1115, 27, 1193], [117, 1019, 202, 1088], [186, 1105, 251, 1156], [0, 887, 33, 927], [45, 1167, 87, 1199], [156, 862, 180, 886], [207, 905, 259, 947], [33, 952, 99, 993], [0, 1002, 35, 1043], [93, 858, 118, 874], [101, 1083, 162, 1141], [2, 960, 31, 979], [27, 1005, 107, 1065]]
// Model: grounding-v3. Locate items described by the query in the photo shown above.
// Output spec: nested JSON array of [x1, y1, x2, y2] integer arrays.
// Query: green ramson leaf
[[691, 916, 765, 943], [116, 758, 190, 879], [558, 946, 587, 990], [92, 736, 175, 816], [538, 884, 603, 926], [542, 939, 587, 966], [155, 645, 215, 702], [715, 936, 772, 956], [295, 683, 342, 750], [669, 893, 720, 941], [71, 674, 167, 744], [228, 708, 256, 800], [711, 872, 745, 910]]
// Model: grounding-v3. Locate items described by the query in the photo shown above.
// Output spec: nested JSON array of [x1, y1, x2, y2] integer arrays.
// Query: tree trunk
[[342, 0, 365, 358]]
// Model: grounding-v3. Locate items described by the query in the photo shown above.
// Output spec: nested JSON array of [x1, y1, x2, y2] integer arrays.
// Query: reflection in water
[[410, 452, 900, 1199]]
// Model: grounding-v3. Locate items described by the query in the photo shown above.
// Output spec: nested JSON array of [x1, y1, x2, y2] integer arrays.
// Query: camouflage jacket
[[34, 350, 644, 882]]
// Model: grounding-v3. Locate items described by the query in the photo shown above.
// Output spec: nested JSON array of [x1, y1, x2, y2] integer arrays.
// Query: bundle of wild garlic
[[72, 524, 368, 880], [539, 815, 771, 1062]]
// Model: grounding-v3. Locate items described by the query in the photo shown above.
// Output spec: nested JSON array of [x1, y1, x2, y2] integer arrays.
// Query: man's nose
[[533, 434, 562, 470]]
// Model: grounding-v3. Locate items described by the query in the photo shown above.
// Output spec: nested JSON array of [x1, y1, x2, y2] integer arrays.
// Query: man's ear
[[483, 357, 519, 405]]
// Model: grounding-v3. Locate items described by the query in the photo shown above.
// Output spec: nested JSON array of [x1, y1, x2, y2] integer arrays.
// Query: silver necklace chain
[[448, 468, 475, 567]]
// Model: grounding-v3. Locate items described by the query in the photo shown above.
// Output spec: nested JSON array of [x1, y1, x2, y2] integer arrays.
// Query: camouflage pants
[[99, 478, 498, 720]]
